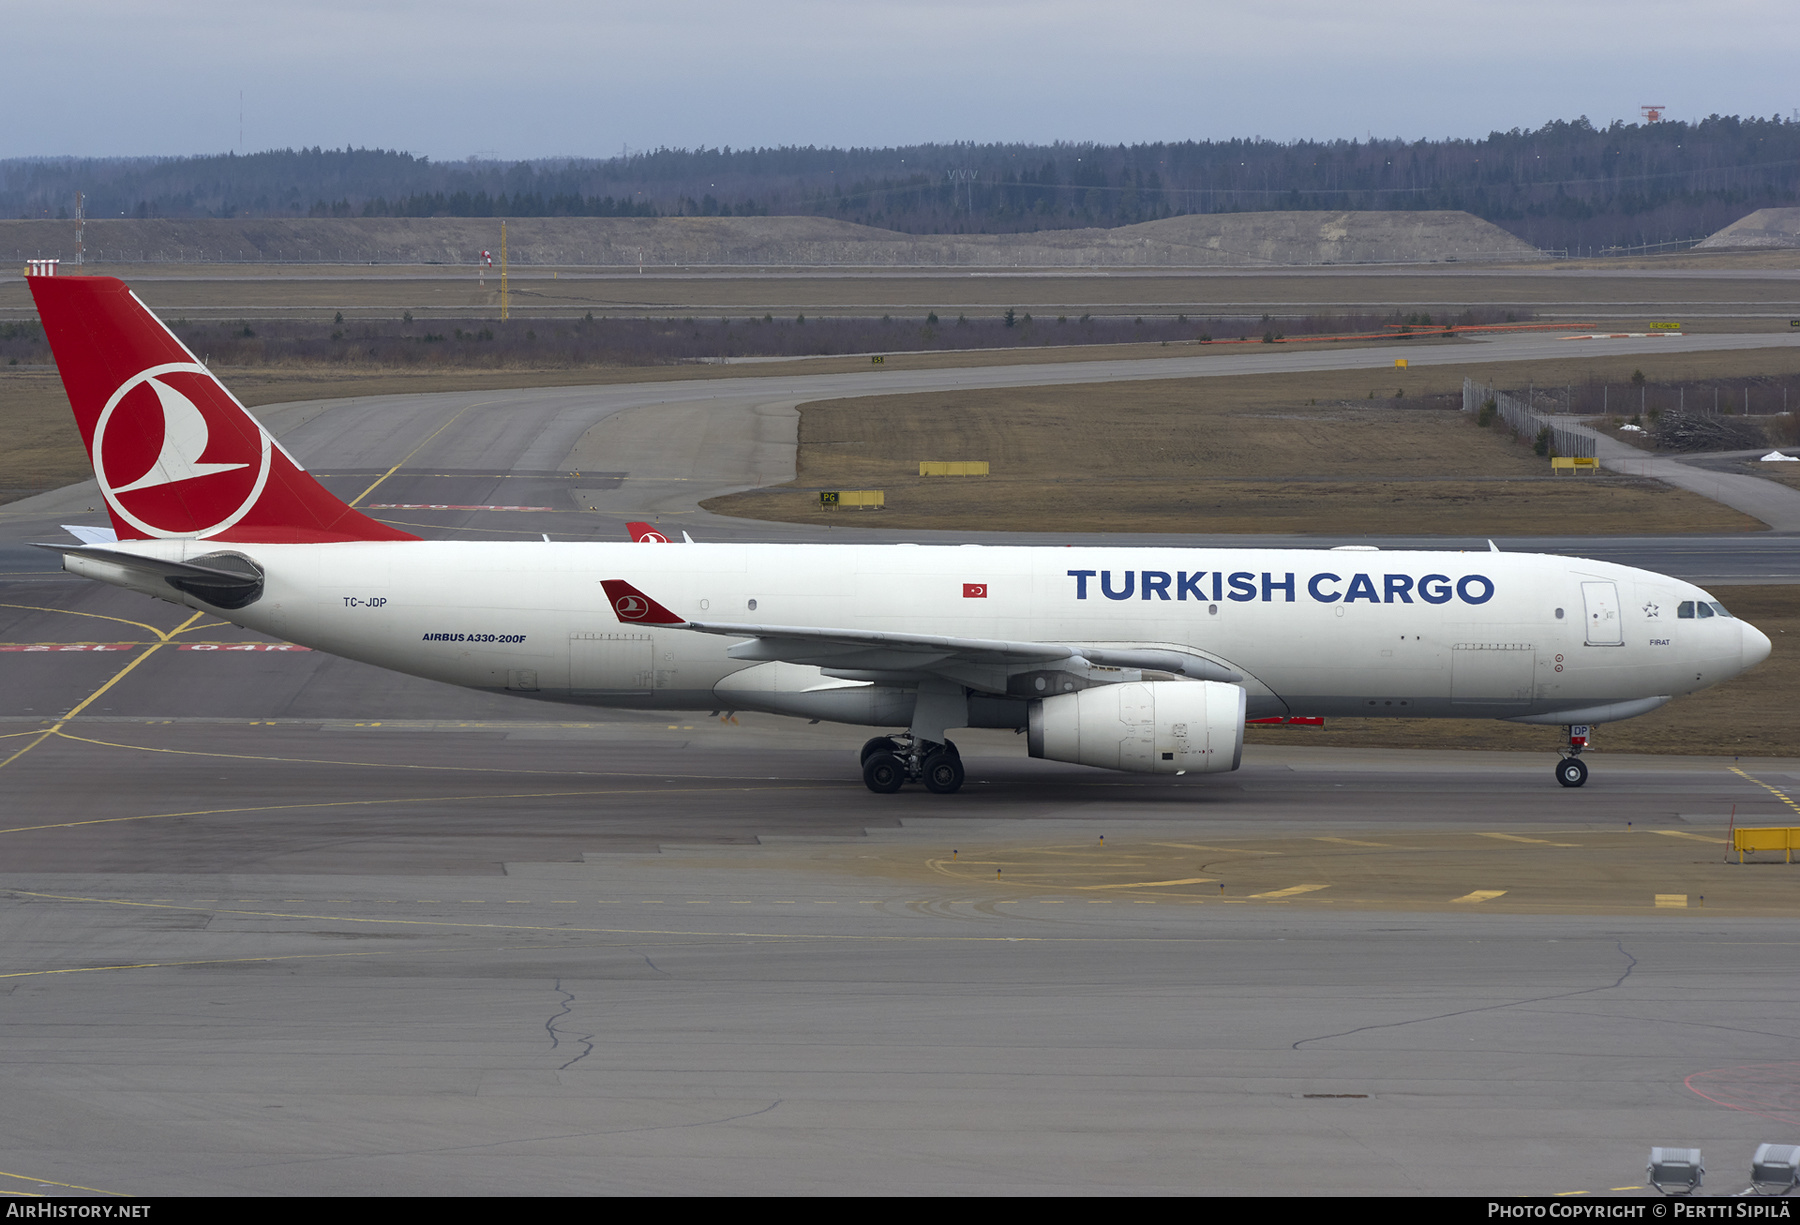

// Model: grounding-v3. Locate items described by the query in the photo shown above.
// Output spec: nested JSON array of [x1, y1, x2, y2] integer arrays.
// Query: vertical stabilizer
[[28, 275, 416, 544]]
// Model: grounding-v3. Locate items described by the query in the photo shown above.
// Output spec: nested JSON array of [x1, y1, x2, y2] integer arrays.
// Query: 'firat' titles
[[1068, 569, 1495, 605]]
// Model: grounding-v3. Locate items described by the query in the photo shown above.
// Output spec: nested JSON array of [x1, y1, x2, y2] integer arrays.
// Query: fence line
[[1462, 378, 1595, 459]]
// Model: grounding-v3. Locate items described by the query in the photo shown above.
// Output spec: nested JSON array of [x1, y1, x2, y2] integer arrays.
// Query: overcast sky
[[13, 1, 1798, 159]]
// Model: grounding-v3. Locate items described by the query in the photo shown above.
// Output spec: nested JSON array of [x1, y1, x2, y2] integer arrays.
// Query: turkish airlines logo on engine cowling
[[613, 594, 649, 620], [93, 363, 272, 538]]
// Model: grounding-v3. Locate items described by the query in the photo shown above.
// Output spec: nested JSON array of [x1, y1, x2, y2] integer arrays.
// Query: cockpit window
[[1696, 602, 1715, 619], [1677, 601, 1695, 619], [1709, 602, 1734, 618]]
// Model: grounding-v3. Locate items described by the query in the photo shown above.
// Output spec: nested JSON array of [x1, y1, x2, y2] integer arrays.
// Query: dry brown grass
[[6, 260, 1798, 324], [1245, 585, 1796, 757], [0, 374, 91, 499], [705, 355, 1787, 534], [1554, 248, 1800, 272], [1743, 459, 1800, 488]]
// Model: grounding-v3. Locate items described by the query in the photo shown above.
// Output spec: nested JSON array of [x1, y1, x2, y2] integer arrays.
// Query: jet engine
[[1027, 680, 1246, 774]]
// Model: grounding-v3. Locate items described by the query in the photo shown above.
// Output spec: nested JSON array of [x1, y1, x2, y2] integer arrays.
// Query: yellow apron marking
[[0, 610, 205, 773], [348, 399, 496, 506], [0, 1168, 126, 1197], [1477, 832, 1579, 847], [1249, 884, 1330, 899], [0, 783, 830, 838], [1074, 877, 1216, 890], [1730, 766, 1800, 817]]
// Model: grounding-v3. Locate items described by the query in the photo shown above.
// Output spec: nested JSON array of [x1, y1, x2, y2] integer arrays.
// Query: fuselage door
[[571, 631, 654, 695], [1451, 643, 1535, 706], [1581, 581, 1624, 646]]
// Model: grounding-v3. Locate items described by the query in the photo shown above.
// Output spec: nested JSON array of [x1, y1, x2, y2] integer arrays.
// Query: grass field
[[4, 257, 1797, 328], [1243, 584, 1795, 758], [704, 349, 1800, 534], [1743, 458, 1800, 488]]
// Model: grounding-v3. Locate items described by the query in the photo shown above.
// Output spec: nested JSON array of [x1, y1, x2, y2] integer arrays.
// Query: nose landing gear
[[1555, 724, 1591, 788], [861, 735, 963, 794]]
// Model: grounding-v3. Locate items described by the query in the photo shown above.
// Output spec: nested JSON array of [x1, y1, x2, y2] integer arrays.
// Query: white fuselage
[[74, 540, 1769, 728]]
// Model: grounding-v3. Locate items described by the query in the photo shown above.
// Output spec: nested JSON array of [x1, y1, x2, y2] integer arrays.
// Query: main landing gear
[[861, 735, 964, 795], [1555, 724, 1591, 788]]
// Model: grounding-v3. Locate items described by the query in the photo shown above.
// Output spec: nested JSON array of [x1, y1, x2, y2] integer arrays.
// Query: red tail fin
[[626, 521, 671, 543], [29, 275, 416, 544]]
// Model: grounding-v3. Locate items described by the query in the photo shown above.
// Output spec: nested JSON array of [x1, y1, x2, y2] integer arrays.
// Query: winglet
[[600, 579, 687, 625]]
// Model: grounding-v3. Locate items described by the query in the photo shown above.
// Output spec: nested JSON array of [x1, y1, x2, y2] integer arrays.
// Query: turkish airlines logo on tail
[[613, 594, 649, 620], [94, 363, 271, 538]]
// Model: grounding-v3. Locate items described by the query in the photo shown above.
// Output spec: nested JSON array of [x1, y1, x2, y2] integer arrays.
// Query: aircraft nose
[[1741, 620, 1773, 672]]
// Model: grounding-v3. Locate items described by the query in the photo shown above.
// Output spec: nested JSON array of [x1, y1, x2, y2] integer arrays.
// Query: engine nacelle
[[1027, 680, 1246, 774]]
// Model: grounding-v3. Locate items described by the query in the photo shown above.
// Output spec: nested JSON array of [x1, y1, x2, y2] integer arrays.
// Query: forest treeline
[[6, 114, 1798, 253]]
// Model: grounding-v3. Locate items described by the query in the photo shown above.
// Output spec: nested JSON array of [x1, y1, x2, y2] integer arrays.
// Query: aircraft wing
[[599, 579, 1240, 686]]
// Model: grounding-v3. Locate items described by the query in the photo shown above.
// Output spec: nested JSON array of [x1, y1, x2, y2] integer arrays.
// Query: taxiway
[[2, 334, 1797, 1196]]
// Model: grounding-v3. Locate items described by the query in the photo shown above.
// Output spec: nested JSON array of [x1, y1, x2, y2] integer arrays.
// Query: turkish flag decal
[[963, 582, 988, 598]]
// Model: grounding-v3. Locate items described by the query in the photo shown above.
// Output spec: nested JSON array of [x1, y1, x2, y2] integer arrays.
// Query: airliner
[[25, 272, 1773, 793]]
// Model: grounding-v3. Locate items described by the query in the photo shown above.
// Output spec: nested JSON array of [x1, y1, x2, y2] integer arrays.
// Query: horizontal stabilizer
[[37, 543, 265, 609], [62, 524, 118, 545]]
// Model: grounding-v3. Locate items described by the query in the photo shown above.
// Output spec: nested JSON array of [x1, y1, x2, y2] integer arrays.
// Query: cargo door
[[570, 632, 654, 695], [1450, 643, 1536, 706]]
